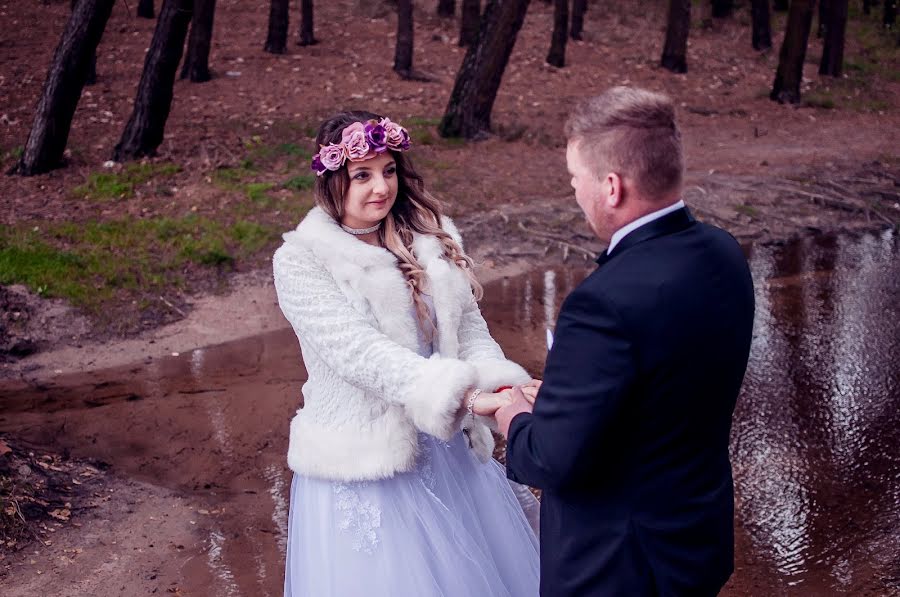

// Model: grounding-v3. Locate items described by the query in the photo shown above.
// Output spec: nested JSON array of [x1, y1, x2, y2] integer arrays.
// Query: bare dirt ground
[[1, 0, 899, 594]]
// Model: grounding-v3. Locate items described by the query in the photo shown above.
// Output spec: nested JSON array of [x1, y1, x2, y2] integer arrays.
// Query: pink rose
[[341, 121, 371, 160], [318, 143, 346, 172], [381, 118, 411, 151]]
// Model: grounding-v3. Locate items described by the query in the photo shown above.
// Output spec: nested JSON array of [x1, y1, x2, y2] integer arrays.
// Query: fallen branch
[[517, 221, 597, 259]]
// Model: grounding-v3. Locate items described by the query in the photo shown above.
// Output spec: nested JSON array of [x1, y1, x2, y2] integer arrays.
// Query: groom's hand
[[495, 386, 534, 438]]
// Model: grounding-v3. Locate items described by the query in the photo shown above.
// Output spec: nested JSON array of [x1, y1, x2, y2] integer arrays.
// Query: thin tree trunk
[[820, 0, 847, 75], [393, 0, 414, 77], [711, 0, 733, 18], [661, 0, 691, 73], [438, 0, 456, 17], [16, 0, 114, 175], [751, 0, 772, 50], [114, 0, 193, 161], [546, 0, 568, 67], [71, 0, 98, 85], [264, 0, 289, 54], [297, 0, 317, 46], [863, 0, 872, 15], [137, 0, 155, 18], [180, 0, 215, 82], [818, 0, 828, 37], [886, 0, 897, 27], [571, 0, 587, 40], [459, 0, 481, 46], [771, 0, 815, 104], [439, 0, 531, 139], [773, 0, 788, 11]]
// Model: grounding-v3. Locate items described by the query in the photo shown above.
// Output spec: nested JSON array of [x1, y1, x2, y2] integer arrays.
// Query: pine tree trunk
[[114, 0, 193, 161], [459, 0, 481, 46], [180, 0, 215, 82], [711, 0, 733, 18], [438, 0, 456, 17], [751, 0, 772, 50], [439, 0, 531, 139], [546, 0, 568, 67], [771, 0, 814, 104], [571, 0, 587, 40], [16, 0, 114, 176], [661, 0, 691, 73], [886, 0, 897, 27], [264, 0, 289, 54], [71, 0, 98, 85], [393, 0, 414, 77], [774, 0, 789, 11], [138, 0, 155, 18], [818, 0, 828, 37], [297, 0, 317, 46], [820, 0, 847, 75]]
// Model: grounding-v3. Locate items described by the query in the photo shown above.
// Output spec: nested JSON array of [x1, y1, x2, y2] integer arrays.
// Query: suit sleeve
[[505, 284, 636, 490]]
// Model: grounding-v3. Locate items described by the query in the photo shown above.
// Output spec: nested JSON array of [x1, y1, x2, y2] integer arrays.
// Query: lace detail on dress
[[333, 483, 381, 554]]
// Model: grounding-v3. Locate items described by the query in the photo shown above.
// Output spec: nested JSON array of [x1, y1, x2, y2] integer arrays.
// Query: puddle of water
[[1, 229, 898, 595]]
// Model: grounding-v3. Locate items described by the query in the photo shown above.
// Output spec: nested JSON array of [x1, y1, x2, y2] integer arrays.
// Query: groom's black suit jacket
[[506, 207, 755, 597]]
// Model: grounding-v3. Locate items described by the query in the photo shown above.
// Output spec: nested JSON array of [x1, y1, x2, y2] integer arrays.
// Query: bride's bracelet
[[466, 388, 482, 417]]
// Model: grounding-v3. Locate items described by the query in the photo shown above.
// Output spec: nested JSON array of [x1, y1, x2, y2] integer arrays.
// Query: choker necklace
[[340, 222, 382, 235]]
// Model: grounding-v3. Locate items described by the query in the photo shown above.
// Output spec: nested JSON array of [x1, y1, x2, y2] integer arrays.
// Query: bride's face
[[341, 152, 399, 229]]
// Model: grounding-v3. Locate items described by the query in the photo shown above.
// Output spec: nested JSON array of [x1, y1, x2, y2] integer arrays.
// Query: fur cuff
[[405, 355, 477, 440], [472, 359, 531, 391]]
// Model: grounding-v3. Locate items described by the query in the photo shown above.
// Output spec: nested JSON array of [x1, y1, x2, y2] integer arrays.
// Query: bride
[[272, 111, 540, 596]]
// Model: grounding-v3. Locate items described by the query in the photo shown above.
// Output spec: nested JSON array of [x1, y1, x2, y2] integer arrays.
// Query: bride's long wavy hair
[[313, 110, 483, 340]]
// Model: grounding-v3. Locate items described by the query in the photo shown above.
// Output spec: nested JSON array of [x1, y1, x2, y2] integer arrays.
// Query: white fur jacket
[[272, 207, 530, 482]]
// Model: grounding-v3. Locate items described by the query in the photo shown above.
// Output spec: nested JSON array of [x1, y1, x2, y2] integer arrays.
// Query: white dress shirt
[[607, 199, 686, 254]]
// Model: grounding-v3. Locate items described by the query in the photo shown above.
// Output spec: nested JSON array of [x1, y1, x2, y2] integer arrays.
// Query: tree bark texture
[[711, 0, 733, 18], [297, 0, 317, 45], [751, 0, 772, 50], [886, 0, 897, 27], [114, 0, 193, 161], [71, 0, 98, 85], [439, 0, 531, 139], [459, 0, 481, 46], [438, 0, 456, 17], [819, 0, 847, 75], [264, 0, 289, 54], [774, 0, 789, 11], [661, 0, 691, 73], [138, 0, 155, 18], [818, 0, 828, 37], [16, 0, 114, 176], [771, 0, 815, 104], [181, 0, 216, 82], [571, 0, 587, 40], [393, 0, 414, 76], [546, 0, 568, 67]]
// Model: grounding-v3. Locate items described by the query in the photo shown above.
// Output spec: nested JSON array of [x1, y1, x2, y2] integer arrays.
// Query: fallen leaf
[[4, 506, 16, 516], [0, 440, 11, 456], [48, 508, 70, 522]]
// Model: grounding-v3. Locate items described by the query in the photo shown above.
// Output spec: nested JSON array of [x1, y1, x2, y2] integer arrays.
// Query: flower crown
[[311, 117, 411, 176]]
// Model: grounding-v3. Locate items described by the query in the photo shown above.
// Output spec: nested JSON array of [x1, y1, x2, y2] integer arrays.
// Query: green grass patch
[[73, 162, 181, 201], [283, 174, 316, 192], [803, 90, 837, 110], [0, 215, 288, 313], [734, 204, 759, 218]]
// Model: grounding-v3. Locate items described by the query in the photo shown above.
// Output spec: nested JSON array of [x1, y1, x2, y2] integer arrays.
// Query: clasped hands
[[468, 379, 542, 437]]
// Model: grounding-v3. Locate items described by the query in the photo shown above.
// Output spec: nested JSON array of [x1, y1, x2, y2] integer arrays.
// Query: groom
[[497, 87, 755, 596]]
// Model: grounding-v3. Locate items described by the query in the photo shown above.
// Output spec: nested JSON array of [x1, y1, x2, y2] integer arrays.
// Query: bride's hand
[[472, 390, 514, 416]]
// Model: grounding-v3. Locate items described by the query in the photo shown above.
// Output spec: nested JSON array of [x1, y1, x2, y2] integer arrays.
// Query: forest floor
[[0, 0, 899, 593]]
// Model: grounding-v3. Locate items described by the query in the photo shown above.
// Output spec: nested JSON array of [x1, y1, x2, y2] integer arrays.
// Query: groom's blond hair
[[565, 87, 684, 201]]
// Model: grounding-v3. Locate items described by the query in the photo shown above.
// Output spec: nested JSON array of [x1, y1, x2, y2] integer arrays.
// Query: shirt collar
[[607, 199, 686, 255]]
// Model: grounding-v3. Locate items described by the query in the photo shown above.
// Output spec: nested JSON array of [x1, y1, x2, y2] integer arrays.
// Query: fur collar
[[282, 206, 471, 358]]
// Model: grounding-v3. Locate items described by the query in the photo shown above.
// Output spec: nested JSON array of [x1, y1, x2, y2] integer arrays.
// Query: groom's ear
[[605, 172, 624, 208]]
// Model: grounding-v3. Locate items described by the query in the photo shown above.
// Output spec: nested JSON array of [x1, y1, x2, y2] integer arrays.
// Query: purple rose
[[381, 118, 411, 151], [341, 121, 371, 161], [318, 143, 346, 173], [365, 123, 388, 154], [310, 153, 326, 175]]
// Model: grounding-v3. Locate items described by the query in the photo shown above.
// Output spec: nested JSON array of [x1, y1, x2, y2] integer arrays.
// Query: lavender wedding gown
[[283, 297, 540, 596]]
